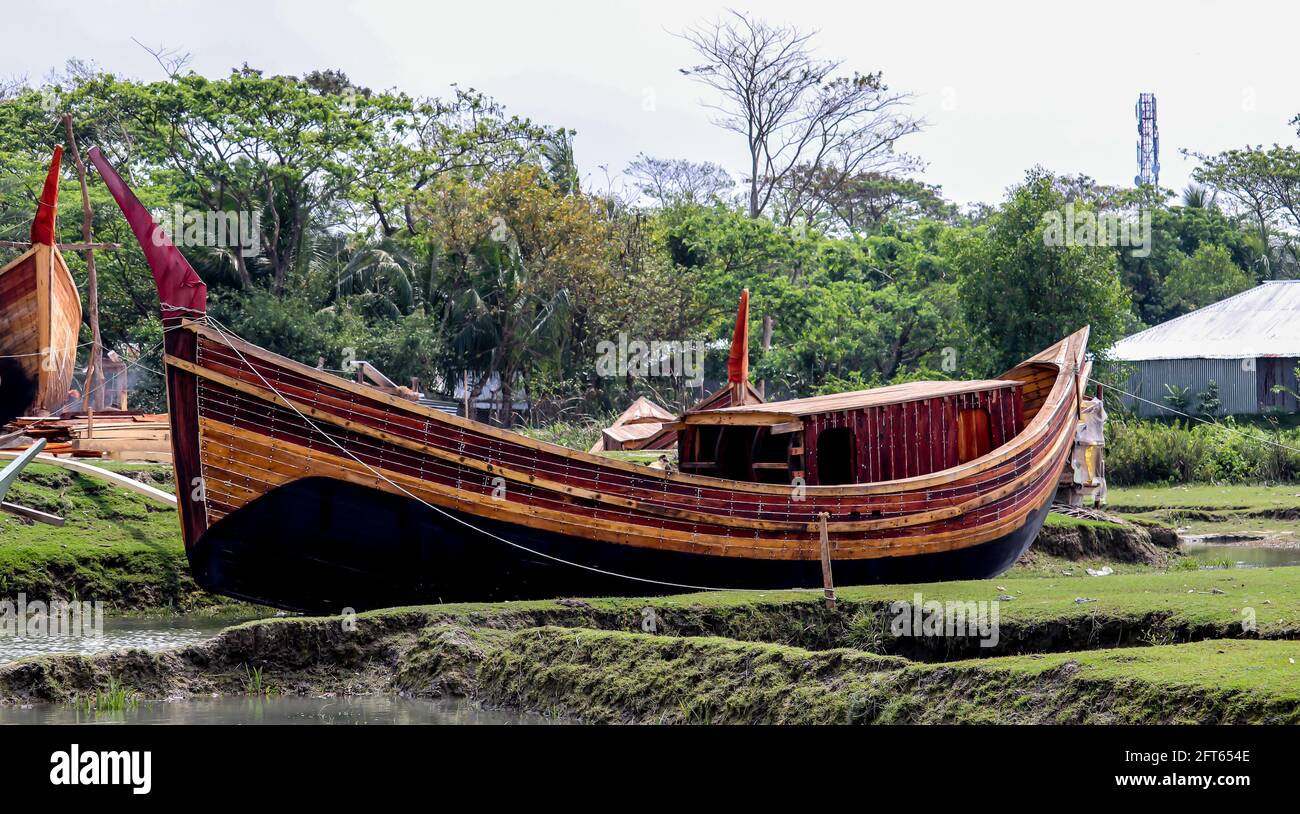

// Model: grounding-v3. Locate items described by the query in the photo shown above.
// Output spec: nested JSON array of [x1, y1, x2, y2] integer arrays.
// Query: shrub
[[1105, 415, 1300, 485]]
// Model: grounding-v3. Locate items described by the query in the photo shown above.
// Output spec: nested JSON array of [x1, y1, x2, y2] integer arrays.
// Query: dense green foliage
[[0, 59, 1282, 433], [1105, 416, 1300, 485]]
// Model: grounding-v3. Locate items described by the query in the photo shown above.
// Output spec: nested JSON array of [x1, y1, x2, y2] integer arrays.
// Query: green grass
[[1042, 513, 1128, 530], [962, 639, 1300, 698], [0, 463, 218, 612], [472, 625, 1300, 724], [1009, 551, 1167, 578], [235, 564, 1300, 645], [1109, 483, 1300, 511], [593, 450, 672, 466], [1107, 482, 1300, 537], [80, 676, 139, 714]]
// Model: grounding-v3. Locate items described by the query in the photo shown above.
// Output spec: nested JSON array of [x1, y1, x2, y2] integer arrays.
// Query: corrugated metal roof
[[1110, 281, 1300, 361]]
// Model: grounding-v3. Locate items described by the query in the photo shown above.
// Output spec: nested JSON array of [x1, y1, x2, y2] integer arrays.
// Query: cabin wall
[[805, 387, 1023, 485]]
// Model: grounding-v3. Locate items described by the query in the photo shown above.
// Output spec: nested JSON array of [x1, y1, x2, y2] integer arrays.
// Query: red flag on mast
[[29, 146, 62, 246], [726, 288, 749, 392], [87, 147, 208, 320]]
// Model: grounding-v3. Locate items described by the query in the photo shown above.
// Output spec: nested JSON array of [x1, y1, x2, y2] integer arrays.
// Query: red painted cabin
[[676, 379, 1025, 486]]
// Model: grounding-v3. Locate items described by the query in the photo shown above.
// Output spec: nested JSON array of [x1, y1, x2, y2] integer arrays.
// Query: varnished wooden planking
[[155, 321, 1088, 567], [196, 412, 1072, 561], [187, 361, 1076, 549], [0, 245, 80, 416], [186, 320, 1083, 497]]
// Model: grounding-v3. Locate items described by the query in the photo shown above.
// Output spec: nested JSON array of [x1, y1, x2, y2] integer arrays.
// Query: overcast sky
[[5, 0, 1296, 206]]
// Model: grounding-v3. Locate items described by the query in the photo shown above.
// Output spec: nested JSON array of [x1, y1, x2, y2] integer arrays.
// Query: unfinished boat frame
[[90, 147, 1090, 612]]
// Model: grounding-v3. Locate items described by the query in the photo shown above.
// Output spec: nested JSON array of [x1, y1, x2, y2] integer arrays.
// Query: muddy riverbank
[[4, 569, 1299, 724]]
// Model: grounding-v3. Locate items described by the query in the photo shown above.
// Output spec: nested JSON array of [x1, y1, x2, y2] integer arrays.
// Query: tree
[[952, 168, 1133, 374], [1189, 143, 1300, 277], [416, 166, 614, 425], [624, 154, 734, 207], [1115, 203, 1262, 326], [1163, 243, 1253, 313], [1181, 182, 1216, 209], [678, 10, 919, 222], [779, 169, 952, 235]]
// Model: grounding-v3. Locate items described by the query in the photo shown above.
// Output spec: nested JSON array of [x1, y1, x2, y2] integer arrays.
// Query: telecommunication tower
[[1135, 93, 1159, 187]]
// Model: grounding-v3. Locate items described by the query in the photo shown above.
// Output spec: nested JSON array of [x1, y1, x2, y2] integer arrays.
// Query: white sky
[[5, 0, 1297, 206]]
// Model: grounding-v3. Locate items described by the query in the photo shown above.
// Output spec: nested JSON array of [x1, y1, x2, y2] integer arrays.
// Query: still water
[[0, 614, 246, 665], [1182, 542, 1300, 569], [0, 615, 559, 724], [0, 695, 560, 725]]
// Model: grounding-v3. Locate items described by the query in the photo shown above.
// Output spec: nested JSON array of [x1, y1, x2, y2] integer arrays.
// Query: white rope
[[1091, 376, 1300, 455], [202, 315, 810, 595], [40, 324, 186, 417], [0, 340, 96, 360]]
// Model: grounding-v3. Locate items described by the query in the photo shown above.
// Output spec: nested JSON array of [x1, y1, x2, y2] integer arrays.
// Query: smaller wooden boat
[[0, 148, 82, 425]]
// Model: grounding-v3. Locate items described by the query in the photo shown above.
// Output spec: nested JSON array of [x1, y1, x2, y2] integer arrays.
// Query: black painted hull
[[0, 358, 37, 426], [189, 476, 1053, 613]]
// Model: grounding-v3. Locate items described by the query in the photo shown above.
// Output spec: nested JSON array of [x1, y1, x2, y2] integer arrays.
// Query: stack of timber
[[1, 412, 171, 462]]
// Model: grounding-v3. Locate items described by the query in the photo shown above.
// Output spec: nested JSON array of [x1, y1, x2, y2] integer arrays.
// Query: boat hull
[[160, 321, 1080, 612], [190, 474, 1056, 613], [88, 148, 1091, 614], [0, 244, 81, 424]]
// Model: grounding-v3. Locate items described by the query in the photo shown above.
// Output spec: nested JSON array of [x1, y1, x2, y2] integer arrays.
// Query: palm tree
[[541, 131, 580, 195], [1181, 182, 1217, 209], [331, 237, 420, 317], [442, 238, 570, 426]]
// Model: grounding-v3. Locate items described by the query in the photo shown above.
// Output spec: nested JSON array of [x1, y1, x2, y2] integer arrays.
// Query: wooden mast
[[63, 115, 102, 434]]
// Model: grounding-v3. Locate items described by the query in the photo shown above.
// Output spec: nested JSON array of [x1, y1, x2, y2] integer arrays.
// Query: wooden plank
[[818, 512, 835, 609], [197, 413, 1069, 560], [0, 439, 46, 502], [0, 449, 177, 506], [0, 240, 120, 251], [1, 501, 64, 526]]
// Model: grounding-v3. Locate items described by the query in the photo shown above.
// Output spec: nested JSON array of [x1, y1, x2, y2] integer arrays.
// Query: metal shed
[[1108, 280, 1300, 416]]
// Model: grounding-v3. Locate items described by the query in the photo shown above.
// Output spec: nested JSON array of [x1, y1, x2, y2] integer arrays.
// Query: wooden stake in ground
[[62, 114, 102, 436], [818, 511, 836, 610]]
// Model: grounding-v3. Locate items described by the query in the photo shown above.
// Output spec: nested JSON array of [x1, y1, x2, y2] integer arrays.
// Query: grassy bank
[[1108, 483, 1300, 538], [476, 628, 1300, 724], [5, 594, 1298, 723], [0, 463, 225, 613]]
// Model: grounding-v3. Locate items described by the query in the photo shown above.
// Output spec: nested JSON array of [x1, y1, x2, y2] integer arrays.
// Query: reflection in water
[[0, 615, 248, 665], [0, 694, 561, 725], [1183, 543, 1300, 569]]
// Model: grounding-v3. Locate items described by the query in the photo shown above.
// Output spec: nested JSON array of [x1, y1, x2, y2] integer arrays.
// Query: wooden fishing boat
[[0, 148, 82, 425], [90, 147, 1093, 613]]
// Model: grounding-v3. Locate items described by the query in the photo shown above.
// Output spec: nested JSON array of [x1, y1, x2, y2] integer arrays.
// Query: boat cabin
[[675, 379, 1025, 486]]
